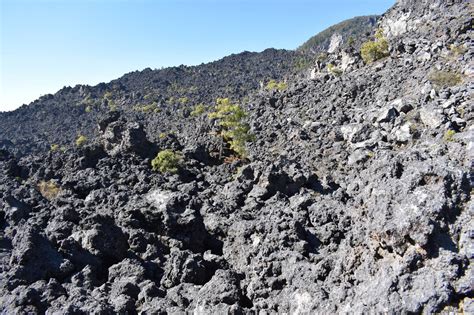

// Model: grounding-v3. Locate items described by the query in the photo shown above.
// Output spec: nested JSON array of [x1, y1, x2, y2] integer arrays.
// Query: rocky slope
[[0, 48, 307, 156], [0, 0, 473, 313]]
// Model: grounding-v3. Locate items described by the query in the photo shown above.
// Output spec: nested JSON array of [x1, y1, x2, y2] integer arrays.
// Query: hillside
[[298, 15, 378, 53], [0, 48, 305, 156], [0, 0, 473, 313]]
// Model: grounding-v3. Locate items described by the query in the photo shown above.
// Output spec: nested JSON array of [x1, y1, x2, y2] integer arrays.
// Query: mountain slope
[[0, 48, 304, 155], [0, 0, 473, 313], [298, 15, 378, 53]]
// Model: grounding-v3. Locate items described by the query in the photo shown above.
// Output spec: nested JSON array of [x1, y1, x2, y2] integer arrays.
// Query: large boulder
[[99, 114, 154, 157]]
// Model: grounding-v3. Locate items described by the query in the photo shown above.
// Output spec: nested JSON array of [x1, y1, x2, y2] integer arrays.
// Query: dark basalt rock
[[0, 0, 472, 313]]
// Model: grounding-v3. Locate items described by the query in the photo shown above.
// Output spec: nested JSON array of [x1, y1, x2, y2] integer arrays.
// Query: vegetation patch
[[38, 180, 61, 200], [360, 29, 389, 64], [444, 130, 456, 142], [178, 97, 189, 105], [428, 70, 463, 88], [76, 135, 87, 147], [449, 44, 467, 57], [209, 98, 254, 158], [134, 102, 160, 113], [151, 150, 181, 173], [266, 80, 287, 91], [327, 63, 343, 76], [103, 91, 117, 110], [191, 104, 207, 116]]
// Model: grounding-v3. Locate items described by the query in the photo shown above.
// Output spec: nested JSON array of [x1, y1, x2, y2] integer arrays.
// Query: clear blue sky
[[0, 0, 395, 111]]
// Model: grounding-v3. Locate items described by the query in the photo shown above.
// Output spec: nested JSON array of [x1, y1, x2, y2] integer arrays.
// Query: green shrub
[[317, 53, 328, 61], [191, 104, 207, 116], [85, 105, 92, 113], [151, 150, 181, 173], [208, 98, 254, 158], [347, 36, 355, 46], [103, 91, 113, 100], [428, 70, 463, 88], [266, 80, 287, 91], [166, 97, 175, 105], [143, 93, 153, 100], [134, 102, 160, 113], [327, 63, 343, 76], [360, 29, 389, 64], [76, 135, 87, 147], [81, 95, 98, 107], [444, 130, 456, 142], [178, 97, 189, 105], [50, 144, 59, 152], [108, 100, 117, 111], [103, 92, 117, 110]]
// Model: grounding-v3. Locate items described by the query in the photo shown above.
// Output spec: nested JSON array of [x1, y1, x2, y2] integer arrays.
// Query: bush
[[266, 80, 287, 91], [38, 180, 61, 200], [108, 100, 117, 111], [191, 104, 207, 116], [428, 70, 463, 88], [327, 63, 343, 76], [360, 29, 389, 64], [444, 130, 456, 142], [151, 150, 181, 173], [178, 97, 189, 105], [208, 98, 254, 158], [103, 91, 113, 100], [50, 144, 59, 152], [133, 102, 161, 113], [76, 135, 87, 147]]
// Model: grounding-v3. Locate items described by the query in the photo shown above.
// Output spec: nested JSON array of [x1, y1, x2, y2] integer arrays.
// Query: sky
[[0, 0, 395, 112]]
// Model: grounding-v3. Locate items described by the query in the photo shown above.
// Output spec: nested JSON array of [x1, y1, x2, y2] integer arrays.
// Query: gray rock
[[420, 106, 444, 128], [376, 106, 399, 123]]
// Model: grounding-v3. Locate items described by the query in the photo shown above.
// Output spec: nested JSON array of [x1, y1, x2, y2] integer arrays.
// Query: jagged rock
[[327, 33, 343, 53], [392, 123, 412, 143], [376, 106, 399, 123], [100, 118, 153, 157], [70, 217, 129, 263], [161, 249, 209, 289], [420, 106, 444, 128], [391, 98, 413, 113], [8, 227, 70, 284]]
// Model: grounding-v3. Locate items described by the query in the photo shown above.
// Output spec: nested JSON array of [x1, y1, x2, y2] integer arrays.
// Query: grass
[[266, 80, 287, 91], [429, 70, 463, 88], [38, 180, 61, 200]]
